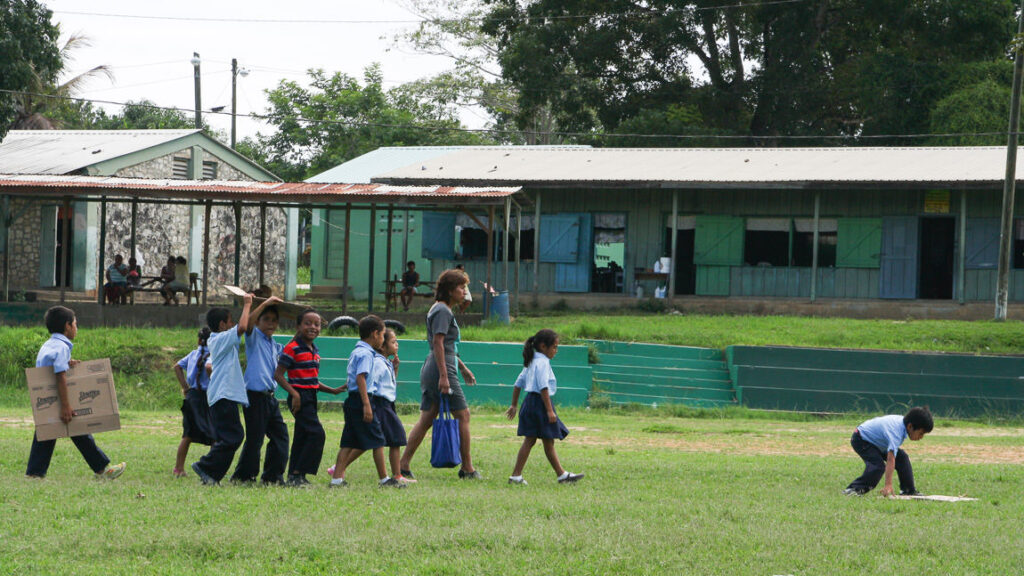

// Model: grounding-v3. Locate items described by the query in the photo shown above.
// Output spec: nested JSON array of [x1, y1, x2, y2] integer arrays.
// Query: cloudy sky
[[45, 0, 477, 141]]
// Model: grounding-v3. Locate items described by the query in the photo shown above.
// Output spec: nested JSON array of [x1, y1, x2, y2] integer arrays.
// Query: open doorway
[[663, 216, 695, 295], [918, 216, 955, 299], [592, 213, 625, 293]]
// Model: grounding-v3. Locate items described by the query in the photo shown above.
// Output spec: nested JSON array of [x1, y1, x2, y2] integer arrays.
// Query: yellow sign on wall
[[924, 190, 950, 214]]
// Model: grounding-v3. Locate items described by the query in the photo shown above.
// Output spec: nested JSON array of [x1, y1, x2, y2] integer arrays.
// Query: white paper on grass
[[891, 494, 978, 502]]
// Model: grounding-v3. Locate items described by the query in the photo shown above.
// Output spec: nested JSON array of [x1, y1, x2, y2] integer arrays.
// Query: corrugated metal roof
[[0, 174, 521, 205], [0, 130, 201, 175], [307, 145, 591, 184], [373, 147, 1024, 188]]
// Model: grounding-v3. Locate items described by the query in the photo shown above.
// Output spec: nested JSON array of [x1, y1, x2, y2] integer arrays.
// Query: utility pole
[[995, 2, 1024, 320], [231, 58, 237, 148], [191, 52, 201, 129]]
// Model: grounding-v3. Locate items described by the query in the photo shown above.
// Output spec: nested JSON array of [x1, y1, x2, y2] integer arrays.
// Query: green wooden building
[[362, 146, 1024, 305]]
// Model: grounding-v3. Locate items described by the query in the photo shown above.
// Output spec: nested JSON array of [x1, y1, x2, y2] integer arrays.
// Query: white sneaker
[[508, 476, 528, 485]]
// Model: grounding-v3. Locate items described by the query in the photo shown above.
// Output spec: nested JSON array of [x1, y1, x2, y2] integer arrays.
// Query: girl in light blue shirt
[[504, 329, 584, 485]]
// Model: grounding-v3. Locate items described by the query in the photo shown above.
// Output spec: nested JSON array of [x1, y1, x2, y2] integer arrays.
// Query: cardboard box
[[26, 358, 121, 441]]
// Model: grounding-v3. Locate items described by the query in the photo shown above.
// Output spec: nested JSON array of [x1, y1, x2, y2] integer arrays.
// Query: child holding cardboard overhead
[[26, 306, 126, 480]]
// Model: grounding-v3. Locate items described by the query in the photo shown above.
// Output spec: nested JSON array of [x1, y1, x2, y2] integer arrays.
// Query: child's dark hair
[[197, 327, 212, 346], [406, 260, 416, 267], [296, 307, 320, 325], [359, 315, 385, 339], [904, 406, 934, 433], [523, 329, 558, 367], [44, 306, 75, 334], [257, 304, 279, 322], [435, 268, 468, 303], [206, 307, 231, 332]]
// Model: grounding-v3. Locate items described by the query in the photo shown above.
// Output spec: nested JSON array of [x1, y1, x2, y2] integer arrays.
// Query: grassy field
[[0, 406, 1021, 575]]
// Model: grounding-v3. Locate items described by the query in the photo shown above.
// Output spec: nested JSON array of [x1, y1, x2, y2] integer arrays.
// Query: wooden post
[[959, 191, 968, 305], [485, 206, 494, 318], [98, 198, 107, 305], [342, 204, 351, 314], [385, 206, 394, 312], [669, 191, 678, 307], [503, 197, 511, 291], [59, 197, 70, 303], [202, 201, 211, 305], [2, 196, 10, 302], [811, 191, 820, 302], [130, 199, 137, 267], [996, 0, 1024, 320], [258, 203, 267, 288], [533, 192, 541, 293], [368, 204, 376, 312], [233, 202, 242, 287], [514, 202, 521, 315]]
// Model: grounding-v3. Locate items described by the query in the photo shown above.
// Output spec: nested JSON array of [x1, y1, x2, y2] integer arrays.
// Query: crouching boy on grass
[[26, 306, 126, 480], [843, 406, 933, 497]]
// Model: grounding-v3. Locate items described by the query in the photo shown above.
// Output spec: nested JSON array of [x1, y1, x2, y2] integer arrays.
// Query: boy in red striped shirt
[[274, 308, 342, 487]]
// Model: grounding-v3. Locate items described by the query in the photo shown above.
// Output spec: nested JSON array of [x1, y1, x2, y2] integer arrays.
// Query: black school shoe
[[286, 474, 311, 488], [899, 489, 923, 496], [191, 462, 219, 486], [400, 469, 416, 481], [842, 487, 868, 496], [458, 468, 482, 480], [558, 472, 585, 484]]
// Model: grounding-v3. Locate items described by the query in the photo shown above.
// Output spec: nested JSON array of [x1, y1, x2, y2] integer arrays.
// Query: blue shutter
[[555, 213, 592, 292], [879, 217, 918, 299], [421, 212, 455, 260], [539, 215, 580, 263], [965, 218, 999, 269]]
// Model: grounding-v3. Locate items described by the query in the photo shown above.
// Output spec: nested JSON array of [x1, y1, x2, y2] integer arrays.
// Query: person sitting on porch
[[104, 254, 129, 305], [126, 257, 141, 289], [161, 256, 190, 306], [400, 261, 420, 311]]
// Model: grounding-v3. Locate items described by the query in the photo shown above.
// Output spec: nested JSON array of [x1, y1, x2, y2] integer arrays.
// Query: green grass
[[1, 407, 1021, 575]]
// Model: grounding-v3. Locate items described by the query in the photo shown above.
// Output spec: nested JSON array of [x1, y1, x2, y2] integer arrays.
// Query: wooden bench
[[383, 277, 435, 311], [128, 274, 202, 305]]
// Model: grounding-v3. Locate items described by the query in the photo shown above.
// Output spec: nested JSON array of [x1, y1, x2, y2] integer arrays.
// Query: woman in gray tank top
[[398, 269, 479, 481]]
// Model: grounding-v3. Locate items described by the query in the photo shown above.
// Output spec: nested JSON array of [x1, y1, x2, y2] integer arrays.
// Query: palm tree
[[11, 32, 113, 129]]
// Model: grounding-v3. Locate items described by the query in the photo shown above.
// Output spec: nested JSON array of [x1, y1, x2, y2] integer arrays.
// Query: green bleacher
[[727, 346, 1024, 416], [272, 335, 593, 407]]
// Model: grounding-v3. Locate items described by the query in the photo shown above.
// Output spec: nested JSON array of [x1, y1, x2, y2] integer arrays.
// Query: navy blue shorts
[[371, 396, 407, 447], [339, 393, 386, 450], [517, 392, 569, 440], [181, 388, 214, 445]]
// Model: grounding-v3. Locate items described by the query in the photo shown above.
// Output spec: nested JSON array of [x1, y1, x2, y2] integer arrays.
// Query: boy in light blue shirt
[[844, 407, 933, 496], [26, 306, 126, 480], [191, 294, 254, 485], [231, 296, 290, 485], [328, 315, 401, 488]]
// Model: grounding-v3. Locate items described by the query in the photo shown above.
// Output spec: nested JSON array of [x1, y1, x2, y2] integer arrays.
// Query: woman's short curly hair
[[435, 268, 469, 303]]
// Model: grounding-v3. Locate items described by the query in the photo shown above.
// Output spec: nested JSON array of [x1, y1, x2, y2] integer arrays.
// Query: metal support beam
[[533, 192, 541, 293], [514, 203, 521, 316], [959, 191, 968, 305], [402, 209, 410, 268], [503, 196, 511, 291], [485, 206, 494, 318], [130, 199, 137, 265]]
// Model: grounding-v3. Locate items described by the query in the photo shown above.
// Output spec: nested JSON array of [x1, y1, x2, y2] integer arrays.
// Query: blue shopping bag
[[430, 396, 461, 468]]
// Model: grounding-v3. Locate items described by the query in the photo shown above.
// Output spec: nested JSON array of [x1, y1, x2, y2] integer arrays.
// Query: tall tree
[[250, 64, 493, 181], [482, 0, 1016, 145], [0, 0, 61, 137]]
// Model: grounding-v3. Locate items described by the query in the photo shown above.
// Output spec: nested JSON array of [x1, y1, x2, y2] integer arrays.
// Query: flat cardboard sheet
[[891, 494, 978, 502], [26, 358, 120, 441], [223, 285, 310, 319]]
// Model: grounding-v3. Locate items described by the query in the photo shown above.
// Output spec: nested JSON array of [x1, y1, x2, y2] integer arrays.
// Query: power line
[[0, 88, 1008, 142], [53, 1, 809, 26]]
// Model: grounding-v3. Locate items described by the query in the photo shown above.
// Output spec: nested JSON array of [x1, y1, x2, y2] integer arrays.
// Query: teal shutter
[[836, 218, 882, 268], [421, 212, 455, 259], [965, 218, 999, 269], [539, 215, 580, 263], [694, 216, 744, 265]]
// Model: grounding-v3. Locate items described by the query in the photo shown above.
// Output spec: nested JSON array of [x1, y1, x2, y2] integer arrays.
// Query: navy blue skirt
[[339, 393, 386, 450], [371, 396, 407, 447], [517, 392, 569, 440], [181, 388, 214, 445]]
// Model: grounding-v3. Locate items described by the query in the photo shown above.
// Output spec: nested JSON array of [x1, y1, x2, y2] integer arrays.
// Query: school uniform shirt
[[346, 341, 378, 394], [856, 415, 908, 455], [206, 329, 248, 407], [37, 333, 73, 372], [279, 337, 320, 390], [176, 346, 211, 390], [244, 327, 283, 392], [514, 351, 557, 396], [372, 352, 397, 402]]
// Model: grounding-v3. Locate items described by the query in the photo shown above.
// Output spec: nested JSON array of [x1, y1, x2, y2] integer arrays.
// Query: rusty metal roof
[[373, 146, 1024, 189], [0, 174, 521, 206]]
